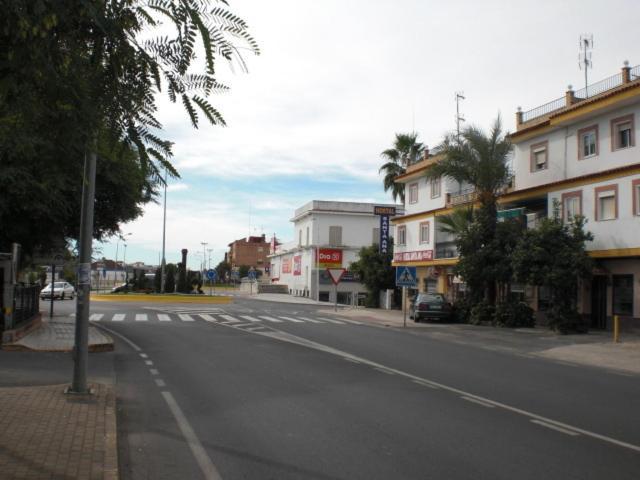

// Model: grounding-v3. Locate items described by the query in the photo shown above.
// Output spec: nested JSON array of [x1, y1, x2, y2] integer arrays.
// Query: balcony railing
[[574, 72, 623, 100], [521, 96, 565, 123], [447, 188, 478, 207]]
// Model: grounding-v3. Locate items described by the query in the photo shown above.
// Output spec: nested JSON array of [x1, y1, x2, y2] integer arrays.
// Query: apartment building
[[391, 150, 481, 298], [501, 62, 640, 330], [268, 201, 403, 304], [226, 234, 270, 272]]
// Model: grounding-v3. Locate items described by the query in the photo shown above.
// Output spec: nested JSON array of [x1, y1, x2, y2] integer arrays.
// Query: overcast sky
[[97, 0, 640, 270]]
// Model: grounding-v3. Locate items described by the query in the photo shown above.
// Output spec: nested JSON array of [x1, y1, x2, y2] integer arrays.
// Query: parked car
[[41, 282, 75, 300], [111, 283, 130, 293], [410, 293, 453, 322]]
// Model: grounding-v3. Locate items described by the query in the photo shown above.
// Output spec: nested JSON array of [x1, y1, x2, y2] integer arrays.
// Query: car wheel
[[69, 293, 74, 300]]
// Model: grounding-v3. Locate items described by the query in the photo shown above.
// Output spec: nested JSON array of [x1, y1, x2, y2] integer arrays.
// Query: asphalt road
[[50, 297, 640, 479]]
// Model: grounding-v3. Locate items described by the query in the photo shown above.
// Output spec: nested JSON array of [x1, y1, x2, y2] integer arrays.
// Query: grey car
[[410, 293, 453, 322], [41, 282, 75, 300]]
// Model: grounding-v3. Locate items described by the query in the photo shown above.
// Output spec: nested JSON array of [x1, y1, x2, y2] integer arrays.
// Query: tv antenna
[[455, 92, 465, 141], [579, 34, 593, 97]]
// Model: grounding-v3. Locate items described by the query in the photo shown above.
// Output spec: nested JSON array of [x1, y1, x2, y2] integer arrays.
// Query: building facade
[[268, 201, 403, 304], [226, 234, 270, 273]]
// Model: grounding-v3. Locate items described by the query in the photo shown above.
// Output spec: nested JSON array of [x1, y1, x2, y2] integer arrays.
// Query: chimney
[[565, 85, 576, 106], [622, 60, 631, 84], [515, 107, 523, 127], [423, 146, 429, 161]]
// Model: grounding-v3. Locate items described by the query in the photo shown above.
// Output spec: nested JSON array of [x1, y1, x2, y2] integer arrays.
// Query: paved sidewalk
[[326, 307, 640, 375], [3, 315, 113, 352], [0, 382, 118, 480], [237, 292, 325, 305]]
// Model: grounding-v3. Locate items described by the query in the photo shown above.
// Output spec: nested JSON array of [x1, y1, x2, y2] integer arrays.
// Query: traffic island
[[91, 293, 233, 304]]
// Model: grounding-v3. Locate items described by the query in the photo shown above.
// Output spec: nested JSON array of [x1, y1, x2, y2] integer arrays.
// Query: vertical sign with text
[[374, 206, 396, 254]]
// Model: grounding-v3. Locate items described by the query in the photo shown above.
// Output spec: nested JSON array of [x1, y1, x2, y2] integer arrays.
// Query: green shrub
[[469, 301, 494, 325], [546, 305, 587, 334], [494, 301, 535, 328], [452, 296, 473, 323]]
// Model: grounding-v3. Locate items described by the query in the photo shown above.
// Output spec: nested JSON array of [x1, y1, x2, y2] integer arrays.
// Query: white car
[[41, 282, 76, 300]]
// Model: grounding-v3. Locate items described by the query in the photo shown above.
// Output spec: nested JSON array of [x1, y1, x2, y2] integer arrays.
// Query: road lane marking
[[297, 316, 325, 324], [89, 314, 103, 321], [178, 314, 195, 322], [225, 326, 640, 454], [161, 391, 223, 480], [343, 357, 360, 364], [158, 314, 171, 322], [461, 396, 496, 408], [316, 317, 346, 324], [135, 314, 148, 322], [240, 315, 261, 322], [412, 379, 440, 390], [112, 314, 125, 321], [149, 369, 159, 375], [373, 367, 395, 375], [245, 327, 266, 332], [531, 420, 580, 436], [144, 360, 153, 366], [259, 315, 283, 323], [278, 316, 304, 323], [155, 379, 166, 387], [340, 318, 363, 325], [220, 314, 241, 323], [232, 323, 255, 328], [199, 314, 216, 322], [139, 353, 148, 358]]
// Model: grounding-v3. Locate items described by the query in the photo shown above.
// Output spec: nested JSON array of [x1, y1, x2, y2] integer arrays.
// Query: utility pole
[[455, 92, 465, 141], [160, 168, 168, 294], [70, 150, 96, 395]]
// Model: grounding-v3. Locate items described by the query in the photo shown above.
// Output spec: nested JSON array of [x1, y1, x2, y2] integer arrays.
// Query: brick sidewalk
[[0, 383, 118, 480]]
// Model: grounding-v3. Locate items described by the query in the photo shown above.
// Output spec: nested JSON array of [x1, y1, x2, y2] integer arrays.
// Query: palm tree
[[437, 207, 474, 236], [379, 132, 424, 203]]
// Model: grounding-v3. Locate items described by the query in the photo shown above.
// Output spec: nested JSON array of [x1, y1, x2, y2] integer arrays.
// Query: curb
[[91, 294, 233, 304]]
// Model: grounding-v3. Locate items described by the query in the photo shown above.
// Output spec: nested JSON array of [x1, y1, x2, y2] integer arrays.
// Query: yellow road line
[[91, 294, 233, 304]]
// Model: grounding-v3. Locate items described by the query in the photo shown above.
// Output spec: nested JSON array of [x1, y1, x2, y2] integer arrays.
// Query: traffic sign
[[326, 268, 346, 285], [206, 269, 217, 280], [395, 266, 417, 287], [248, 270, 257, 280]]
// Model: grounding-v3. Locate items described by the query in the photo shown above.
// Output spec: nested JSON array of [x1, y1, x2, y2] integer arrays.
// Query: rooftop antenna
[[579, 34, 594, 97], [455, 92, 465, 141]]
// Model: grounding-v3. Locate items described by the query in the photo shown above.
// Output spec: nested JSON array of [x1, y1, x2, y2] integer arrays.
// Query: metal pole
[[114, 240, 119, 285], [50, 264, 55, 317], [334, 283, 338, 312], [403, 286, 407, 328], [123, 244, 128, 283], [613, 315, 620, 343], [160, 168, 167, 293], [71, 150, 96, 394]]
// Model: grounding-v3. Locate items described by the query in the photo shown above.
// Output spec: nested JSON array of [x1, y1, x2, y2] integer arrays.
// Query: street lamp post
[[160, 168, 168, 293], [123, 243, 128, 283], [200, 241, 208, 283]]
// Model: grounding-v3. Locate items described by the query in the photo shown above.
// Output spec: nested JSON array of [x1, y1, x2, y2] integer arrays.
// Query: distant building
[[226, 234, 270, 272], [268, 200, 403, 305]]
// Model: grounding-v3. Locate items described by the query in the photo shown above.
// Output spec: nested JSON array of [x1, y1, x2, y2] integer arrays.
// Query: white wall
[[404, 176, 447, 216], [548, 172, 640, 251], [394, 215, 435, 254]]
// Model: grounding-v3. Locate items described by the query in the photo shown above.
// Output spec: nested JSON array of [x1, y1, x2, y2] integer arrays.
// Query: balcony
[[446, 188, 478, 208]]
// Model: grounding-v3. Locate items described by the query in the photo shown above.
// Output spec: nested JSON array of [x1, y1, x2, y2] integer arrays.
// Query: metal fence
[[574, 72, 623, 100], [13, 285, 40, 327], [521, 96, 565, 123]]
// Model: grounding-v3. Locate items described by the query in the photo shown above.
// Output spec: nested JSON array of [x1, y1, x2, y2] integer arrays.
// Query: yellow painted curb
[[91, 294, 233, 304]]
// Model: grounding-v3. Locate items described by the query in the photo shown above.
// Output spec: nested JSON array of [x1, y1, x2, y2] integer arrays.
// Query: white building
[[269, 201, 403, 304]]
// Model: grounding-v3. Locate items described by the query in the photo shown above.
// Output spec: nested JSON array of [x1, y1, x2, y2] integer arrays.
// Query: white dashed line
[[158, 314, 171, 321], [461, 396, 496, 408], [89, 314, 103, 321], [531, 420, 580, 436], [149, 369, 159, 375], [135, 314, 148, 322], [145, 360, 153, 366], [112, 314, 125, 321], [155, 379, 166, 387], [259, 315, 283, 323], [178, 314, 195, 322], [139, 353, 148, 358]]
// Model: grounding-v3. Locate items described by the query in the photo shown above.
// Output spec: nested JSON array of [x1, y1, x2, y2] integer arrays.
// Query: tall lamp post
[[160, 168, 168, 293], [123, 243, 128, 283], [200, 241, 208, 282]]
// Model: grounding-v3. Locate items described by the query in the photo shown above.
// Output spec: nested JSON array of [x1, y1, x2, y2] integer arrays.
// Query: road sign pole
[[403, 286, 407, 328], [334, 284, 338, 312]]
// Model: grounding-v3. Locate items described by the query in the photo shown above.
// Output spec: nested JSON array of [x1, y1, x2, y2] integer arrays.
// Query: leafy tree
[[379, 132, 424, 203], [512, 212, 593, 333], [437, 207, 474, 236], [425, 117, 512, 302], [215, 260, 231, 281], [350, 245, 395, 308], [1, 1, 259, 253], [165, 264, 176, 293], [238, 265, 250, 278]]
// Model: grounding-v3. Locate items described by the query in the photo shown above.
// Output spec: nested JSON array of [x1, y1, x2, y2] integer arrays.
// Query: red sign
[[282, 257, 292, 274], [393, 250, 433, 262], [293, 255, 302, 276], [317, 248, 343, 268], [326, 268, 346, 285]]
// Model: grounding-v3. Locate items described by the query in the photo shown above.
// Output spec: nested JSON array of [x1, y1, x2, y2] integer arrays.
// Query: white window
[[419, 222, 430, 244], [409, 183, 418, 204], [596, 187, 617, 221], [563, 193, 581, 222], [430, 178, 441, 198], [329, 226, 342, 246], [582, 131, 596, 158], [530, 141, 548, 172], [612, 115, 635, 150], [397, 226, 406, 245]]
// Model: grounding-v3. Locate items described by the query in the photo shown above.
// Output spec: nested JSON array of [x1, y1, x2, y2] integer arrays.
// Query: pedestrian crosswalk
[[86, 311, 362, 327]]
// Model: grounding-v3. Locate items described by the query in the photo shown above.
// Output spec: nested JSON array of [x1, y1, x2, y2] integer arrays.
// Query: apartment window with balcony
[[611, 114, 635, 150], [397, 225, 406, 245], [409, 183, 419, 204], [633, 179, 640, 216], [419, 222, 430, 244], [595, 185, 618, 221], [430, 177, 441, 198], [329, 226, 342, 246], [530, 141, 548, 172], [578, 125, 598, 159], [561, 190, 582, 223]]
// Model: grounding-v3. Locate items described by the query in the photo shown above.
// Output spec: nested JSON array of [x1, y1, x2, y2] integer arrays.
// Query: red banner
[[317, 248, 342, 268], [293, 255, 302, 275], [393, 250, 433, 262], [282, 257, 292, 274]]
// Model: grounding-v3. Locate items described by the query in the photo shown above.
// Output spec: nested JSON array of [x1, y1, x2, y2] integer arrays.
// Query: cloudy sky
[[97, 0, 640, 270]]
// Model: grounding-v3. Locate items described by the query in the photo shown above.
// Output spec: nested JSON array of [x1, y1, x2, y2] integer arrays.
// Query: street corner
[[91, 293, 234, 304]]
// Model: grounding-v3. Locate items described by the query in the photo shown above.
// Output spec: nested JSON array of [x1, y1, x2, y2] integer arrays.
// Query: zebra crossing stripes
[[158, 314, 171, 322], [112, 314, 125, 321], [219, 314, 241, 323], [135, 314, 148, 322], [89, 313, 104, 321], [258, 315, 283, 323], [296, 316, 324, 324], [198, 314, 216, 322], [316, 317, 346, 324], [240, 315, 261, 322], [178, 314, 195, 322], [277, 316, 305, 323]]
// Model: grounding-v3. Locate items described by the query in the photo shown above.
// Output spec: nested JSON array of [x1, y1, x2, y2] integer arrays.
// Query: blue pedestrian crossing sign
[[395, 266, 417, 287], [206, 269, 217, 280]]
